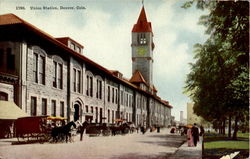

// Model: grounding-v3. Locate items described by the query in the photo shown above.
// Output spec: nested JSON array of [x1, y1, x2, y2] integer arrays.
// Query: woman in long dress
[[187, 125, 194, 147]]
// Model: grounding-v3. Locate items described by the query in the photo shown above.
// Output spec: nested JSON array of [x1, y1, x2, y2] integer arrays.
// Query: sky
[[0, 0, 209, 121]]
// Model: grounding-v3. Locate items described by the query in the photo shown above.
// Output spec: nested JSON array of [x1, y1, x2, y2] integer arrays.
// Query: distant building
[[187, 103, 201, 125], [180, 111, 183, 122], [0, 6, 172, 127]]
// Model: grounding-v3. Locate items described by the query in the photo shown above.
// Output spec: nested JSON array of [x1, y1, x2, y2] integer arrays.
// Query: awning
[[0, 101, 28, 120], [47, 116, 66, 121]]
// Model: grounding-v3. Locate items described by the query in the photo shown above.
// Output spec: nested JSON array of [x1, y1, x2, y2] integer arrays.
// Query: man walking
[[191, 123, 199, 146]]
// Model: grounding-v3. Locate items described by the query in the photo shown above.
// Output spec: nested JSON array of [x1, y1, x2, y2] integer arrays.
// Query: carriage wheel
[[17, 134, 27, 143], [102, 130, 111, 136]]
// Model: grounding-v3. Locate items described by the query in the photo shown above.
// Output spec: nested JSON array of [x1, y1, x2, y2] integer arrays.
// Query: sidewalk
[[169, 136, 203, 159]]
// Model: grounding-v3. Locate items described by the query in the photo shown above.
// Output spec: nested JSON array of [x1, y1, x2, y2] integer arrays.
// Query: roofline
[[0, 13, 172, 108]]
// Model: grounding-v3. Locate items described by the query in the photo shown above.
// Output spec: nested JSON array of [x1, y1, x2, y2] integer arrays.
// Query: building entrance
[[74, 104, 80, 121]]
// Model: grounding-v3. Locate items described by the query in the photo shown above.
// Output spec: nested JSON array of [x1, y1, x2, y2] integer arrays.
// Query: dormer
[[110, 70, 123, 79], [56, 37, 84, 54]]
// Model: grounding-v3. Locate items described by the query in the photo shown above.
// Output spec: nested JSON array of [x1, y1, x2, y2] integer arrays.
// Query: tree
[[183, 1, 249, 139]]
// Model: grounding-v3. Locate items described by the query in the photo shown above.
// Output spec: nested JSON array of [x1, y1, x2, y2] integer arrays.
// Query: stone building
[[0, 6, 172, 127]]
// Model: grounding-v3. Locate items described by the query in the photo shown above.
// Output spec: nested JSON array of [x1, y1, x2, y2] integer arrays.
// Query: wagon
[[15, 116, 66, 142], [85, 123, 111, 137]]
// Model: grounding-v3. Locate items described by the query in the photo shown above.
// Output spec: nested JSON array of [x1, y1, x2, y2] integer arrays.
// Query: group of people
[[187, 123, 204, 147]]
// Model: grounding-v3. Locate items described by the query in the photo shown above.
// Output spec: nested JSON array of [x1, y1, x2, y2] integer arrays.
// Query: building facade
[[0, 7, 172, 127]]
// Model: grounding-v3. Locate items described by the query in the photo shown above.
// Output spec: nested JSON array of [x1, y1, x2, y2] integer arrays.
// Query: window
[[31, 97, 37, 116], [91, 106, 93, 113], [115, 89, 118, 104], [70, 43, 75, 50], [53, 61, 57, 87], [112, 88, 114, 103], [39, 55, 45, 85], [86, 75, 93, 96], [112, 110, 114, 123], [121, 90, 124, 105], [73, 68, 76, 92], [7, 48, 15, 70], [99, 80, 102, 99], [86, 75, 89, 95], [100, 108, 103, 123], [60, 102, 64, 117], [58, 63, 63, 89], [90, 76, 93, 97], [33, 53, 38, 83], [126, 94, 129, 106], [53, 60, 63, 89], [42, 98, 47, 115], [108, 109, 110, 123], [51, 100, 56, 116], [107, 86, 110, 102], [96, 79, 99, 98], [139, 34, 147, 44], [96, 79, 102, 99], [85, 105, 89, 113], [95, 107, 98, 123], [77, 70, 81, 93]]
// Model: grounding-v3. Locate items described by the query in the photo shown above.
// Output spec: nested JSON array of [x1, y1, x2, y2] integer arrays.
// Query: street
[[0, 129, 200, 159]]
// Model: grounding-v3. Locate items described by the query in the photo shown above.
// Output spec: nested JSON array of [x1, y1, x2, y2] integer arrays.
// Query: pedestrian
[[191, 123, 199, 147], [199, 125, 205, 137], [187, 125, 194, 147]]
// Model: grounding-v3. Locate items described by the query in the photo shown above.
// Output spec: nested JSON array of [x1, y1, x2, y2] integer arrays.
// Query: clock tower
[[131, 6, 154, 86]]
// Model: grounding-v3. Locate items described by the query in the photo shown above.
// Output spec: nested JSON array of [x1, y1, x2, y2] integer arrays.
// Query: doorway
[[74, 104, 80, 121]]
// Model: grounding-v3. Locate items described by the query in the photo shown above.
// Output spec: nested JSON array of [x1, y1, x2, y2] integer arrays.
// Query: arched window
[[52, 55, 64, 89], [86, 71, 94, 97]]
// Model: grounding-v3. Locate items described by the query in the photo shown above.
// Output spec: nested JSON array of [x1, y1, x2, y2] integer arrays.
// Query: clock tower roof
[[132, 6, 152, 33]]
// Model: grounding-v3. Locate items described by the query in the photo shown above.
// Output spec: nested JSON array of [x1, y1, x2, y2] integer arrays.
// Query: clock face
[[136, 47, 146, 56]]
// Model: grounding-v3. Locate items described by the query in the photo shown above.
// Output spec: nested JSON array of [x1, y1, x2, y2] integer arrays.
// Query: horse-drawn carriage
[[15, 116, 66, 143]]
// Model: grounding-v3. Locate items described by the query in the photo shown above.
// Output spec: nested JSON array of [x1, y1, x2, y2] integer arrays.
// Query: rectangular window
[[107, 86, 110, 102], [112, 88, 114, 103], [85, 105, 88, 113], [96, 79, 99, 98], [51, 100, 56, 116], [115, 89, 118, 104], [58, 63, 63, 89], [31, 97, 37, 116], [42, 98, 47, 115], [39, 55, 45, 85], [95, 107, 98, 123], [7, 48, 15, 70], [60, 101, 64, 117], [70, 43, 75, 50], [108, 109, 110, 123], [73, 68, 76, 92], [53, 61, 57, 87], [99, 81, 102, 99], [100, 108, 103, 123], [77, 70, 81, 93], [86, 75, 89, 96], [112, 110, 114, 123], [90, 76, 93, 97], [33, 53, 38, 83], [91, 106, 93, 113], [121, 91, 124, 105]]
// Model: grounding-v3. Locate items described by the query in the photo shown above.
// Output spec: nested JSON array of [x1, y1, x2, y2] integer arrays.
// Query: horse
[[51, 121, 76, 143], [78, 120, 90, 141]]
